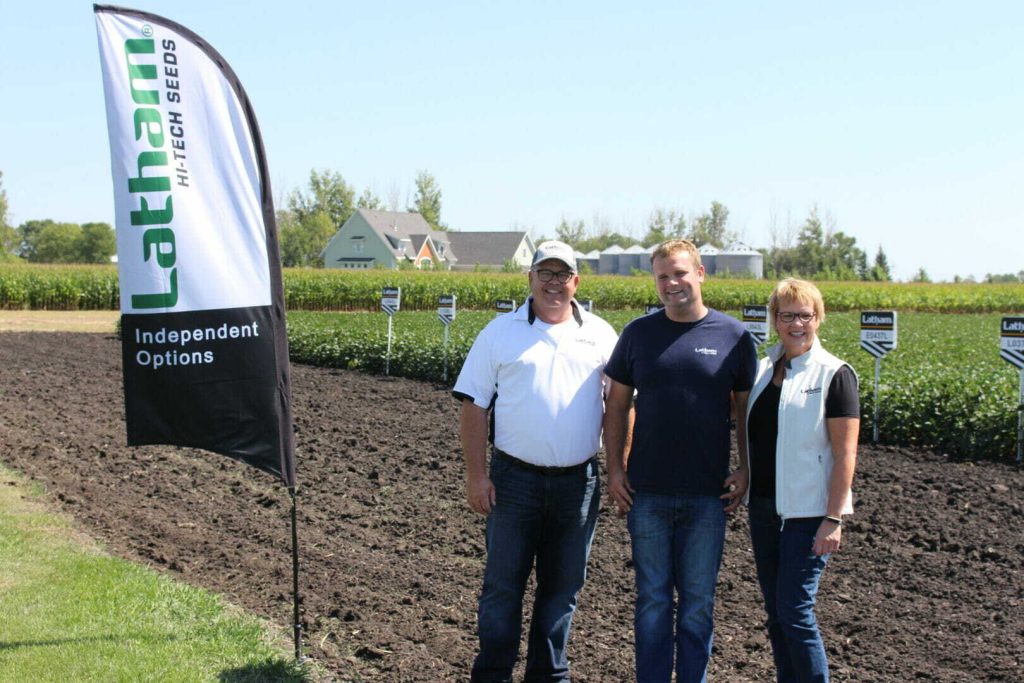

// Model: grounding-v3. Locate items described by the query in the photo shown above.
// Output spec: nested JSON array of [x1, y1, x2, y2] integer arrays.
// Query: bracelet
[[823, 515, 843, 526]]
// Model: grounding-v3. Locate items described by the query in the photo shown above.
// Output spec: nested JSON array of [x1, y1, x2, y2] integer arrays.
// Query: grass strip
[[0, 465, 310, 682]]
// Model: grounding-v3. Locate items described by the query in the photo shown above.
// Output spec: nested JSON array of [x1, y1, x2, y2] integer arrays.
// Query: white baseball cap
[[531, 241, 577, 272]]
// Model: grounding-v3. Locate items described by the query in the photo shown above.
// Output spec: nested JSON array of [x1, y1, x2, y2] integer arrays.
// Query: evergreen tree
[[869, 246, 892, 281]]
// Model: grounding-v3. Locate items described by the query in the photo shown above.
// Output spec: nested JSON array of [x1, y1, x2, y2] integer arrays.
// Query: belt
[[494, 449, 595, 476]]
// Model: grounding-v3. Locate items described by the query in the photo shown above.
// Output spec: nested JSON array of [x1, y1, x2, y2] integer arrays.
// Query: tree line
[[2, 169, 1020, 282], [543, 201, 895, 282], [0, 173, 117, 264]]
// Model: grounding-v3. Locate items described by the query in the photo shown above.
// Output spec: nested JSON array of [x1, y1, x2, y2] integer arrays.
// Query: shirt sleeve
[[603, 323, 634, 387], [825, 365, 860, 418], [451, 322, 498, 408], [734, 330, 758, 392]]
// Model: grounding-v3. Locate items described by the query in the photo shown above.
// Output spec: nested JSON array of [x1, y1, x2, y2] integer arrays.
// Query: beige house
[[321, 209, 455, 270]]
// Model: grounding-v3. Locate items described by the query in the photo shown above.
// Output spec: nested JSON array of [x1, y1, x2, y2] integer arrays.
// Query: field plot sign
[[860, 311, 898, 443], [1000, 316, 1024, 463], [438, 294, 456, 381], [742, 305, 769, 346], [382, 287, 401, 375], [645, 303, 663, 315], [579, 299, 594, 313], [495, 299, 516, 317]]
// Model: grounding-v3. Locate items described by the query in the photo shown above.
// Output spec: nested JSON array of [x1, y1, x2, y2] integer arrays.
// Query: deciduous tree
[[22, 220, 81, 263], [279, 209, 336, 268], [643, 208, 686, 246], [77, 222, 117, 263], [357, 186, 383, 211], [0, 172, 18, 261], [688, 201, 734, 247], [410, 170, 445, 230], [555, 217, 586, 245], [288, 169, 355, 230]]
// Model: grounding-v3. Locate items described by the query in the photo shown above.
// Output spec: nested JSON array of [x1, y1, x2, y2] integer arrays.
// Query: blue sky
[[2, 1, 1021, 281]]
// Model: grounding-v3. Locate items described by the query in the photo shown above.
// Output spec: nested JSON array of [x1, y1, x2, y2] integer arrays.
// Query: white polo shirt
[[453, 299, 619, 467]]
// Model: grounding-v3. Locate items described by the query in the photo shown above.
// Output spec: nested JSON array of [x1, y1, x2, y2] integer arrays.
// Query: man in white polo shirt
[[453, 240, 619, 682]]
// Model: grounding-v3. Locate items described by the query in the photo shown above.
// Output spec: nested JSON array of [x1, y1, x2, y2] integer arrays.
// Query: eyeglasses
[[534, 269, 574, 284], [776, 311, 816, 323]]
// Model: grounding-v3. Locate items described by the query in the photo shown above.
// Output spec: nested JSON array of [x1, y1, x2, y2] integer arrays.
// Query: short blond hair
[[650, 239, 702, 269], [769, 278, 826, 324]]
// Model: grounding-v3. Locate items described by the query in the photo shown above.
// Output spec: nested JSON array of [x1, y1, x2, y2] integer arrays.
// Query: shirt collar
[[524, 297, 583, 327]]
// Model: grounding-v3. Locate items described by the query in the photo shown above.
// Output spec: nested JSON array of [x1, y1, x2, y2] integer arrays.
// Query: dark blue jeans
[[627, 493, 726, 683], [748, 496, 831, 683], [470, 455, 600, 683]]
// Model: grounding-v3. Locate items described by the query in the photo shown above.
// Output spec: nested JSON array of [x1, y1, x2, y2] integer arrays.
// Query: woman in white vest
[[744, 278, 860, 683]]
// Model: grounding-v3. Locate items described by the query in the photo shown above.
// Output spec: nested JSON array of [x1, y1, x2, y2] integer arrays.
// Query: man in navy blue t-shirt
[[604, 239, 757, 683]]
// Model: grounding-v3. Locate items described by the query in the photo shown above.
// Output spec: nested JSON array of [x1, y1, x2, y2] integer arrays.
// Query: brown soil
[[0, 332, 1021, 682]]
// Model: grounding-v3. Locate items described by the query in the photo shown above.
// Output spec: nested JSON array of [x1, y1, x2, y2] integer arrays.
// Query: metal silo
[[619, 244, 647, 275], [599, 244, 624, 275], [579, 249, 601, 274], [697, 244, 719, 275], [716, 242, 763, 279]]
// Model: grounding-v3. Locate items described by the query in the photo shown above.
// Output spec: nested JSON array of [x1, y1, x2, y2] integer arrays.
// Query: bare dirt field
[[0, 331, 1021, 681]]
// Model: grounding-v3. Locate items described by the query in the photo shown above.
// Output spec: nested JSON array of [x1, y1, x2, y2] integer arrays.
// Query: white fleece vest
[[745, 338, 856, 519]]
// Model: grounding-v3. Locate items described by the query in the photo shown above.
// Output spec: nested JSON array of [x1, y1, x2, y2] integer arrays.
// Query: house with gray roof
[[445, 231, 535, 271], [321, 209, 456, 270]]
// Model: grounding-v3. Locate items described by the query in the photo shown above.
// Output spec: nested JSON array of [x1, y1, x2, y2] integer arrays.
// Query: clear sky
[[2, 1, 1021, 281]]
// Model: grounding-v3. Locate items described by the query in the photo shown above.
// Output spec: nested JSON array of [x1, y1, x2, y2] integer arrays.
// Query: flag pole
[[289, 486, 302, 662]]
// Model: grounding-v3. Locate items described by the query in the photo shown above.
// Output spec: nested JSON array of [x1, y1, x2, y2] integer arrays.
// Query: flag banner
[[95, 5, 295, 486]]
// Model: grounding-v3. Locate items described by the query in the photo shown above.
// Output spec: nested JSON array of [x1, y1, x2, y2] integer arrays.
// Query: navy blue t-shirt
[[605, 308, 757, 496]]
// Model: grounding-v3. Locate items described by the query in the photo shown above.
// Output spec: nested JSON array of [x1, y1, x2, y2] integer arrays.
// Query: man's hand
[[607, 469, 635, 516], [467, 475, 496, 515], [720, 468, 748, 514]]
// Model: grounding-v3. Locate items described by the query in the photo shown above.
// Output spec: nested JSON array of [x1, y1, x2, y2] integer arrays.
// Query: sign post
[[999, 316, 1024, 463], [860, 311, 898, 443], [381, 287, 401, 375], [495, 299, 516, 317], [438, 294, 456, 382], [742, 305, 769, 347]]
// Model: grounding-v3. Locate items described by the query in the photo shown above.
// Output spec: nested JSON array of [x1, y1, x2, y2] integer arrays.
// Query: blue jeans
[[748, 496, 831, 683], [470, 455, 600, 683], [627, 493, 726, 683]]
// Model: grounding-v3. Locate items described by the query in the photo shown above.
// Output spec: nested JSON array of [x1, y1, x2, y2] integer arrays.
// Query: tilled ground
[[0, 332, 1021, 681]]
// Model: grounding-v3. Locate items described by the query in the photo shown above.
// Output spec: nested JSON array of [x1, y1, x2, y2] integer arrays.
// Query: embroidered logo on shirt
[[803, 387, 823, 395], [694, 347, 718, 356], [575, 337, 597, 347]]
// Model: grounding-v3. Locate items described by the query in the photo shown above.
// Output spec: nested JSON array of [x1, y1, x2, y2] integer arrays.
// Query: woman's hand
[[813, 518, 842, 556]]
